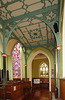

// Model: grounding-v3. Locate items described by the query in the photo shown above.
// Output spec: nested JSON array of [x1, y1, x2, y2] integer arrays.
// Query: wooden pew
[[0, 81, 32, 100], [23, 81, 32, 99], [0, 87, 3, 99], [5, 83, 24, 100]]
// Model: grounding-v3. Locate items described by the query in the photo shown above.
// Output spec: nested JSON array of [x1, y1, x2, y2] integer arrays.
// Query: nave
[[0, 0, 65, 99]]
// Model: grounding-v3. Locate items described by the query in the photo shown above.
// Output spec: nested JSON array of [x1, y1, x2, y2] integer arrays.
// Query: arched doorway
[[32, 53, 49, 78], [28, 50, 51, 91]]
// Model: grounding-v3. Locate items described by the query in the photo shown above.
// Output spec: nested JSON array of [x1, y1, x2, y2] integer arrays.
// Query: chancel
[[0, 0, 65, 100]]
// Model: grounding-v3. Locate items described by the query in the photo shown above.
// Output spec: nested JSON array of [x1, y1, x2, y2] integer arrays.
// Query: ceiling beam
[[17, 27, 32, 47], [38, 24, 43, 40], [25, 27, 33, 41], [6, 26, 25, 47]]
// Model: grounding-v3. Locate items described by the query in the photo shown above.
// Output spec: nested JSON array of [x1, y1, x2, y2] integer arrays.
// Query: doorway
[[28, 50, 51, 91]]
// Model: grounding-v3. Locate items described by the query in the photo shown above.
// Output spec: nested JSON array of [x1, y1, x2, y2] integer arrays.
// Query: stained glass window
[[40, 63, 48, 77], [12, 43, 21, 78]]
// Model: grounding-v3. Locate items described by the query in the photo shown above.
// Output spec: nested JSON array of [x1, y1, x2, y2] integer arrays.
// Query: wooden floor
[[25, 88, 53, 100]]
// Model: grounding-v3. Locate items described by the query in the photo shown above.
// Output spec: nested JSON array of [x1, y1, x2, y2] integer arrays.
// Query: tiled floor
[[25, 88, 56, 100]]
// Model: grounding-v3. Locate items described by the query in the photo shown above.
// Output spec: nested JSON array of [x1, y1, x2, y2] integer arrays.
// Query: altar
[[32, 79, 49, 89]]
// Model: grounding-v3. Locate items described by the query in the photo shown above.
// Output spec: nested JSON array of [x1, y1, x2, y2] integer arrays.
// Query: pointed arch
[[27, 47, 54, 92]]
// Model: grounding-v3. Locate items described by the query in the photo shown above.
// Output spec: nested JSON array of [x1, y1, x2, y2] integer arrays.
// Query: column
[[25, 64, 27, 82], [56, 46, 60, 98], [54, 62, 56, 87], [54, 49, 56, 87], [2, 53, 7, 84], [25, 51, 27, 82]]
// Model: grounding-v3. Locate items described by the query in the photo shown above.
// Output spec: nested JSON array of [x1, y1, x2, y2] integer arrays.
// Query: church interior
[[0, 0, 65, 100]]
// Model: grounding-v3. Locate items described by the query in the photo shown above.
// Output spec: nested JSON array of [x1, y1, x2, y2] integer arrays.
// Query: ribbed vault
[[0, 0, 59, 49]]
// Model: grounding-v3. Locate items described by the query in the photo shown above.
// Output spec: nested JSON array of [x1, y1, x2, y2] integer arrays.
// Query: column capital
[[2, 53, 7, 57]]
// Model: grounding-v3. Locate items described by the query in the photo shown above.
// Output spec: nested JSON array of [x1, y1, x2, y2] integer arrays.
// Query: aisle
[[25, 88, 53, 100]]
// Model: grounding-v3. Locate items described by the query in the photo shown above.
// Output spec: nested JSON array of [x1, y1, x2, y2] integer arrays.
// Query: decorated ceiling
[[0, 0, 59, 49]]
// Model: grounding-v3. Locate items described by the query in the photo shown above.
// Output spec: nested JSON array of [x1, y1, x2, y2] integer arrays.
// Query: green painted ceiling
[[0, 0, 59, 48]]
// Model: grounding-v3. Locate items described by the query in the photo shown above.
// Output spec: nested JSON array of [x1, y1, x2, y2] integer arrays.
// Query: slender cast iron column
[[56, 46, 60, 98], [24, 51, 27, 82], [54, 49, 56, 87], [2, 53, 7, 84], [2, 53, 7, 99], [54, 62, 56, 87], [25, 64, 27, 82]]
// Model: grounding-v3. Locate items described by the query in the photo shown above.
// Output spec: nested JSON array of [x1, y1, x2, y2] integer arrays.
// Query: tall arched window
[[40, 63, 48, 77], [12, 43, 21, 78]]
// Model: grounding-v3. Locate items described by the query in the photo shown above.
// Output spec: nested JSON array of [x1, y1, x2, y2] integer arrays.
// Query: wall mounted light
[[2, 53, 7, 57], [56, 46, 60, 51]]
